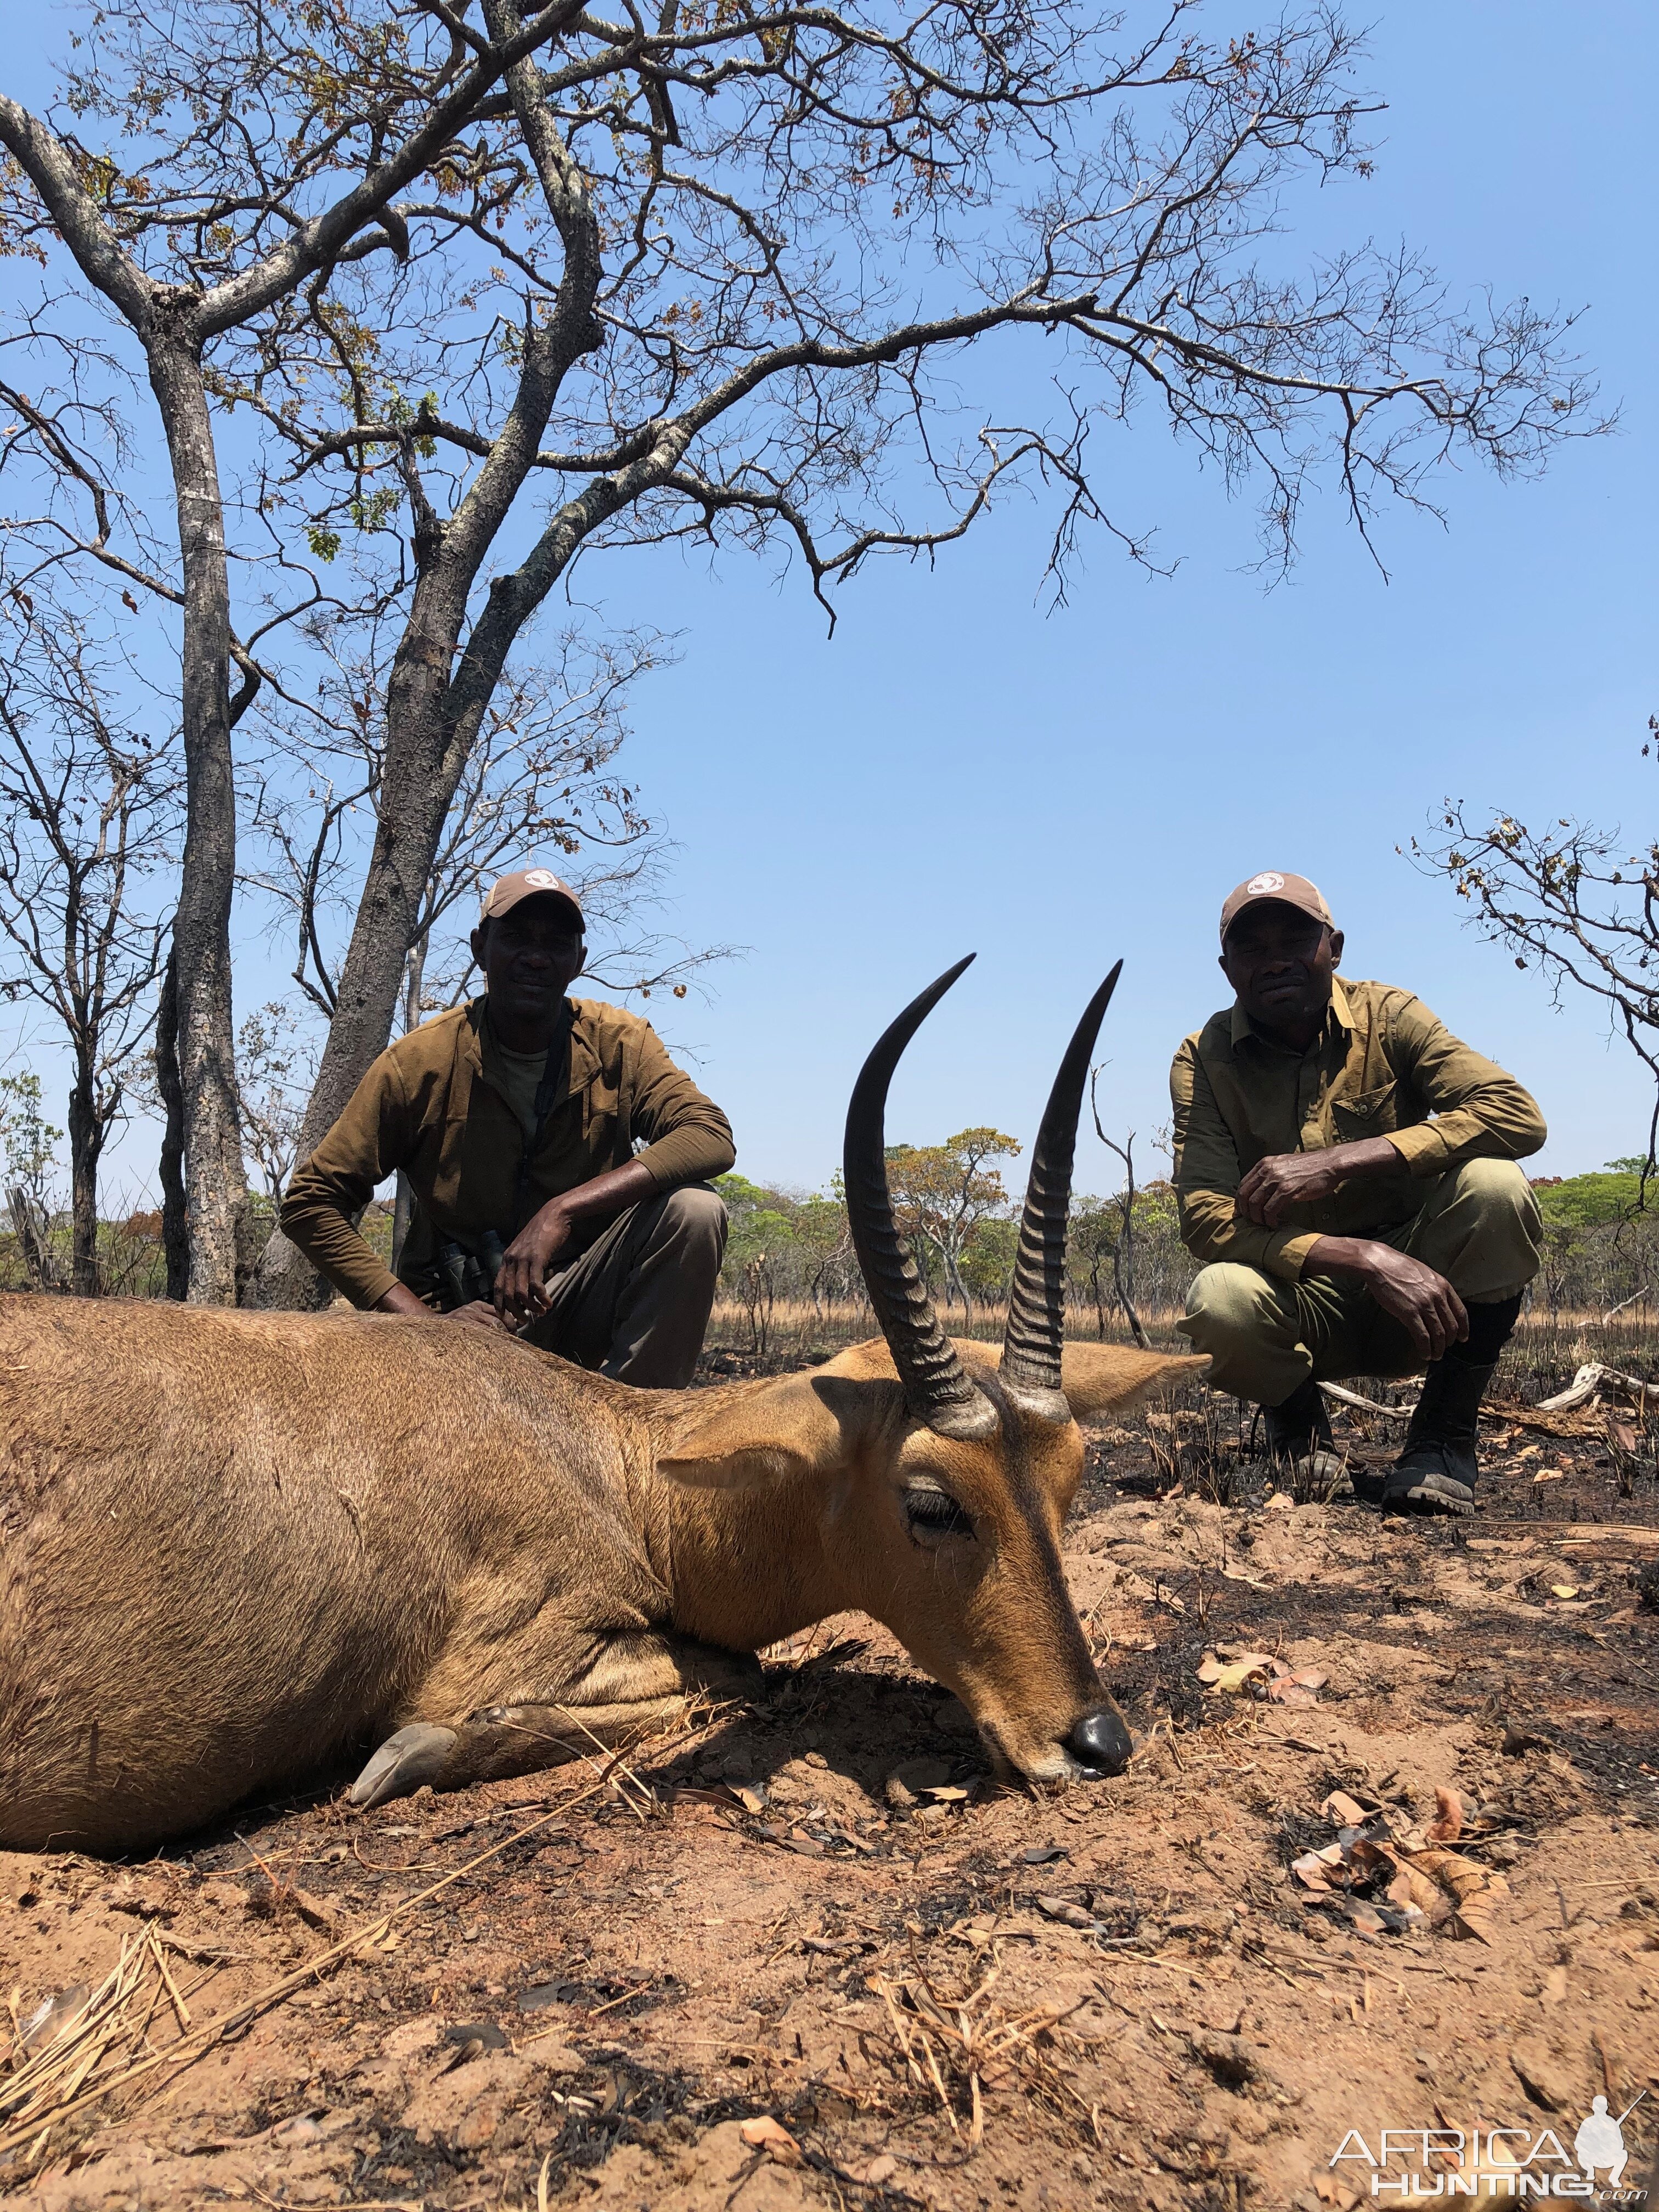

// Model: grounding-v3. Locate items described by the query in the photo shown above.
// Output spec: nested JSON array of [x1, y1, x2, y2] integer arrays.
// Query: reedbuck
[[0, 958, 1200, 1852]]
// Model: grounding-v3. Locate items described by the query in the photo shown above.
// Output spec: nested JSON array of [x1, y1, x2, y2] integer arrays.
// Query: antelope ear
[[656, 1372, 896, 1490], [1060, 1345, 1208, 1422]]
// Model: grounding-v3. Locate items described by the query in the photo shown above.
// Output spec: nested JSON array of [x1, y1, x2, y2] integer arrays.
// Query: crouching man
[[1170, 871, 1546, 1514], [281, 867, 734, 1386]]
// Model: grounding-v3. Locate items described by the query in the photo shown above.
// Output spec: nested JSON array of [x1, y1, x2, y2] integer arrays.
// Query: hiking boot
[[1383, 1294, 1521, 1517], [1386, 1368, 1486, 1514], [1261, 1377, 1353, 1502]]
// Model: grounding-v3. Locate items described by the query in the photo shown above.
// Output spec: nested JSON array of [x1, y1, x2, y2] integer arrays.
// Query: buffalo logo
[[1246, 871, 1287, 896]]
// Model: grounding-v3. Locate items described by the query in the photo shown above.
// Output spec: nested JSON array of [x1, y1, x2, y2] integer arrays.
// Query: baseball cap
[[479, 867, 585, 931], [1218, 871, 1333, 944]]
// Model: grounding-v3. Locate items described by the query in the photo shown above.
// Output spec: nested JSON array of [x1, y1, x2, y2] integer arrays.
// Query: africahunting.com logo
[[1329, 2093, 1647, 2199]]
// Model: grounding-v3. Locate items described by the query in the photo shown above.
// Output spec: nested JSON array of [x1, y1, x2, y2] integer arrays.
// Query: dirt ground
[[4, 1364, 1658, 2212]]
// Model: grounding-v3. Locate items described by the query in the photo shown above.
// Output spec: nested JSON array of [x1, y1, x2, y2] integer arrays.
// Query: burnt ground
[[3, 1368, 1658, 2212]]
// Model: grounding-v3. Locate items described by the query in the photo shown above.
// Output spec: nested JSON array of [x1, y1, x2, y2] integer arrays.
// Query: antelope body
[[0, 960, 1200, 1853]]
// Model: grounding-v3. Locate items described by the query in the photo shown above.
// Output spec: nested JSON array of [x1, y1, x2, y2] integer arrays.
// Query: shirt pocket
[[1331, 1080, 1400, 1141]]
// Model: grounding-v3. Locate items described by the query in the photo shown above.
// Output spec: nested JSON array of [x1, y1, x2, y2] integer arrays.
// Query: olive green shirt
[[1170, 977, 1546, 1283], [281, 996, 736, 1310]]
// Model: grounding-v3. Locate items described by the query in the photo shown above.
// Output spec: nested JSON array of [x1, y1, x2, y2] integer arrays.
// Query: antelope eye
[[904, 1485, 974, 1541]]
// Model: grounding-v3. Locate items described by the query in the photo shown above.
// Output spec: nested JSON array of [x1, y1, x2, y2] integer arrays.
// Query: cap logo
[[1246, 871, 1286, 896], [524, 868, 561, 891]]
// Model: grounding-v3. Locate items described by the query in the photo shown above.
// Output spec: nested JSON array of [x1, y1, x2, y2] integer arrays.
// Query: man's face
[[1220, 903, 1345, 1040], [470, 897, 585, 1033]]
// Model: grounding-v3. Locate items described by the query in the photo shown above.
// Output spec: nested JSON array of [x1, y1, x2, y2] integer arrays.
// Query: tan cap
[[479, 866, 585, 930], [1218, 870, 1333, 944]]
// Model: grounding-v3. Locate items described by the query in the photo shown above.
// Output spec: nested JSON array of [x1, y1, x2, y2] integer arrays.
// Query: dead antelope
[[0, 957, 1201, 1853]]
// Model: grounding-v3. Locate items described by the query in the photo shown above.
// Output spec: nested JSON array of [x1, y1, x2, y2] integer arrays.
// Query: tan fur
[[0, 1294, 1201, 1851]]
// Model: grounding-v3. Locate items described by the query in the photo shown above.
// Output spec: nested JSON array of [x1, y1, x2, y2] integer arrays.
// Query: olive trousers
[[1176, 1158, 1542, 1408], [525, 1183, 728, 1387]]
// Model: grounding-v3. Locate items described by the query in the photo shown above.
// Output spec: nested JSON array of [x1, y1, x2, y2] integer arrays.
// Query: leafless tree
[[233, 1002, 320, 1212], [2, 0, 1601, 1307], [1415, 737, 1659, 1193], [0, 613, 180, 1291], [1088, 1069, 1149, 1347]]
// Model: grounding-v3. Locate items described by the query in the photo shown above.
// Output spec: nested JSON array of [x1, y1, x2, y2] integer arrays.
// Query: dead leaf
[[1035, 1894, 1094, 1929], [1197, 1650, 1273, 1694], [741, 2115, 803, 2166], [1385, 1863, 1442, 1917], [1425, 1786, 1464, 1844], [1408, 1848, 1510, 1943], [1533, 1470, 1565, 1484], [1322, 1790, 1369, 1828], [1549, 1584, 1579, 1600], [1607, 1419, 1638, 1454], [1292, 1844, 1345, 1891], [921, 1785, 969, 1803], [730, 1784, 766, 1815], [1268, 1680, 1321, 1708]]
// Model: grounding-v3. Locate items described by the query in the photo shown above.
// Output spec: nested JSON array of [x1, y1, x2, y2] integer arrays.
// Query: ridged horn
[[844, 958, 996, 1438], [1000, 962, 1125, 1415]]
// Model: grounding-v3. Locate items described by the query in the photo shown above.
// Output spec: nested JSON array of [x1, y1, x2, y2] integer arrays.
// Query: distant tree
[[0, 1073, 64, 1290], [0, 613, 179, 1291], [1531, 1166, 1644, 1230], [885, 1128, 1020, 1323], [233, 1002, 320, 1215]]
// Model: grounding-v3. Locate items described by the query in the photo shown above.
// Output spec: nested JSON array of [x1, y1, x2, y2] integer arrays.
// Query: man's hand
[[1306, 1236, 1469, 1362], [1236, 1136, 1402, 1226], [493, 1198, 578, 1326], [449, 1299, 510, 1331], [374, 1283, 509, 1330]]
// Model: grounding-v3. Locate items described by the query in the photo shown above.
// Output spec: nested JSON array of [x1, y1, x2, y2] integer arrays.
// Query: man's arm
[[279, 1054, 413, 1310], [1235, 993, 1545, 1226], [1170, 1039, 1323, 1282], [490, 1022, 735, 1326], [1384, 994, 1547, 1173]]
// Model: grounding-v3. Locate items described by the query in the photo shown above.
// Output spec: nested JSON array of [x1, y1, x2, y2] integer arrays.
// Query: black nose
[[1067, 1707, 1133, 1777]]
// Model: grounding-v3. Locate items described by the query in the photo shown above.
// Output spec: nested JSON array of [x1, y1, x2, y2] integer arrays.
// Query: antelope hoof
[[348, 1723, 459, 1809]]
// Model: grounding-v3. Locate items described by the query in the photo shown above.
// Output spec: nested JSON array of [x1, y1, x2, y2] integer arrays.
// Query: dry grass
[[706, 1295, 1659, 1389]]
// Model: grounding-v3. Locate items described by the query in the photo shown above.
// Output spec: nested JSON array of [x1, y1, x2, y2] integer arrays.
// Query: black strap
[[512, 1000, 575, 1228]]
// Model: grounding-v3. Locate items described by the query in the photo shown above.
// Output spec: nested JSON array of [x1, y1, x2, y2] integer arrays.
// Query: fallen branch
[[1534, 1362, 1651, 1414], [1318, 1381, 1417, 1420]]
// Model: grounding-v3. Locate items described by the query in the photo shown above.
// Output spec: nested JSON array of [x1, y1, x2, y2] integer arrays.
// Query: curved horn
[[844, 957, 996, 1438], [1000, 962, 1124, 1415]]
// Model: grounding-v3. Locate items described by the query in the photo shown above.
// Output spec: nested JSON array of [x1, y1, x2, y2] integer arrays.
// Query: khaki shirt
[[1169, 977, 1546, 1283], [280, 997, 736, 1309]]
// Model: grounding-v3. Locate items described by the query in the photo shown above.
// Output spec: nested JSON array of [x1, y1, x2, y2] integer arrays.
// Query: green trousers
[[1176, 1158, 1542, 1408]]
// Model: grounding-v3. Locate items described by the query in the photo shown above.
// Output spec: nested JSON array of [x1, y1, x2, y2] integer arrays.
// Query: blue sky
[[606, 0, 1656, 1193], [8, 0, 1656, 1205]]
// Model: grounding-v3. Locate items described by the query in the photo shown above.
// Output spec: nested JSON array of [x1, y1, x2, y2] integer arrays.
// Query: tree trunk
[[390, 937, 427, 1272], [8, 1189, 60, 1290], [147, 329, 250, 1304], [66, 1053, 102, 1296], [155, 949, 190, 1299], [250, 731, 462, 1310], [247, 17, 616, 1310]]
